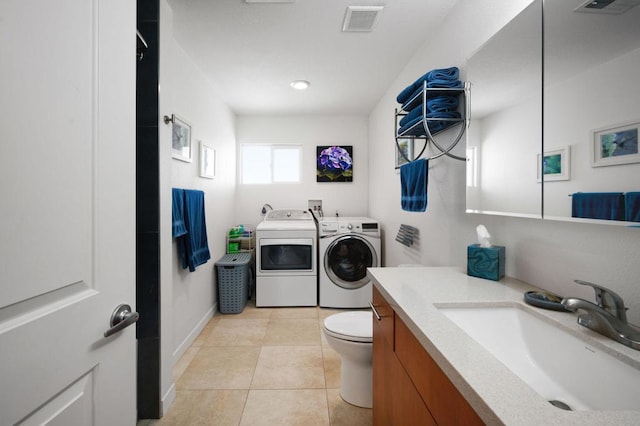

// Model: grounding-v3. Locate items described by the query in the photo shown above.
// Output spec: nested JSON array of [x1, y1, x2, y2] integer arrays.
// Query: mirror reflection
[[543, 0, 640, 224], [466, 1, 542, 218]]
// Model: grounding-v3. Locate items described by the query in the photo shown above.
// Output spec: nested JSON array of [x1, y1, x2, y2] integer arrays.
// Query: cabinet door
[[373, 286, 436, 426], [372, 286, 393, 425], [395, 316, 484, 425]]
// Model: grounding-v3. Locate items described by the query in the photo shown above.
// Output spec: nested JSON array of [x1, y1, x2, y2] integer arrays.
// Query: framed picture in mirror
[[171, 114, 192, 162], [591, 120, 640, 167], [395, 139, 414, 169], [537, 146, 570, 182], [199, 141, 215, 179]]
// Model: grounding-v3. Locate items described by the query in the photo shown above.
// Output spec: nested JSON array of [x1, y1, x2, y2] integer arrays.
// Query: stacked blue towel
[[396, 68, 462, 138], [398, 111, 461, 137], [396, 67, 460, 106], [571, 192, 625, 221]]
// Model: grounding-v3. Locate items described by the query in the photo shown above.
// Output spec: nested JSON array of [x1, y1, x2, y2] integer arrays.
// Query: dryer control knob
[[347, 223, 353, 230]]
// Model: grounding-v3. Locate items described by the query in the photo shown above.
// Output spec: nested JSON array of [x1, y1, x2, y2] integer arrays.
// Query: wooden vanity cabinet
[[372, 286, 483, 425], [372, 287, 436, 425]]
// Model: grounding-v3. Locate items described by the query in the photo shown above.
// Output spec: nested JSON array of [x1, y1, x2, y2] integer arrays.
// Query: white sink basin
[[438, 304, 640, 411]]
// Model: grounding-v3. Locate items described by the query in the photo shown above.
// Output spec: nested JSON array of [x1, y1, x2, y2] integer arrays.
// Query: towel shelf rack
[[395, 81, 470, 168]]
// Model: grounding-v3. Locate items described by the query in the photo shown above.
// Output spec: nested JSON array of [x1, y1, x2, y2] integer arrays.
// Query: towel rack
[[395, 224, 419, 247], [394, 81, 470, 168]]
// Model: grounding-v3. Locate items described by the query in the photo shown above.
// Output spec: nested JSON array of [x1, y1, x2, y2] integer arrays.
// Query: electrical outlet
[[308, 199, 322, 212]]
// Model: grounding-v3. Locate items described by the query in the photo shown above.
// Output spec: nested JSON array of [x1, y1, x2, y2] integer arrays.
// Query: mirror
[[465, 1, 543, 218], [543, 0, 640, 224]]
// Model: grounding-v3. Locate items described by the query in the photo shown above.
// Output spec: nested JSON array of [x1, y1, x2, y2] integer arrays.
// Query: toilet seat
[[323, 311, 372, 343]]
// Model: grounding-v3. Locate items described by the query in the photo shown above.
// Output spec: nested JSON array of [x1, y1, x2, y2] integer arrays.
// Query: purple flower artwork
[[316, 145, 353, 182]]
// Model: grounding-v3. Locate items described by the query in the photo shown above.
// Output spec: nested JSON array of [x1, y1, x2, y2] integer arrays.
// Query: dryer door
[[325, 235, 378, 289]]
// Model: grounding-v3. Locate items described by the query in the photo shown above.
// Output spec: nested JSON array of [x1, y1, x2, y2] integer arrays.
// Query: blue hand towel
[[172, 188, 188, 238], [179, 189, 211, 272], [625, 192, 640, 222], [571, 192, 625, 221], [396, 67, 460, 104], [400, 159, 428, 212]]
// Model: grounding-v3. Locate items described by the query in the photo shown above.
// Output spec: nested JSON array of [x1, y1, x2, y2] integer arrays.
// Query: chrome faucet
[[561, 280, 640, 351]]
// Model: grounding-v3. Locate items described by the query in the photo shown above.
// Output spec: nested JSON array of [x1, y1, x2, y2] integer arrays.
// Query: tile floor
[[139, 302, 372, 426]]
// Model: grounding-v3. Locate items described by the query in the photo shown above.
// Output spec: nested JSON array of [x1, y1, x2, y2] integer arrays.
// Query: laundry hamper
[[215, 252, 252, 314]]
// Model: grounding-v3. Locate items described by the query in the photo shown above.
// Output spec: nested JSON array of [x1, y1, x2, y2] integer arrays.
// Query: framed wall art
[[537, 146, 570, 182], [316, 145, 353, 182], [170, 114, 192, 162], [199, 141, 215, 179], [591, 120, 639, 167]]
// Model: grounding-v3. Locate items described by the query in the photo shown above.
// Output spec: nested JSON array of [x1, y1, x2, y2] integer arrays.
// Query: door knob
[[104, 304, 139, 337]]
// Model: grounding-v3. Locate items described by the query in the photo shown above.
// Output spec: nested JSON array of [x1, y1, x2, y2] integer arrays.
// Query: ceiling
[[167, 0, 458, 116]]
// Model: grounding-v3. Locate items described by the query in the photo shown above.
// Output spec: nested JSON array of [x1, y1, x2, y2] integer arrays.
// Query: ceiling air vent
[[342, 6, 384, 32], [574, 0, 640, 14]]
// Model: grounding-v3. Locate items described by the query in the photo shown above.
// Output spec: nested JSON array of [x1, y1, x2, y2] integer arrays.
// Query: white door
[[0, 0, 137, 424]]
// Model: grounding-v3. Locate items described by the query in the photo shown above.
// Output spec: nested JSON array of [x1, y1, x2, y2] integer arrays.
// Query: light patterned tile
[[263, 318, 321, 346], [177, 346, 260, 390], [271, 307, 319, 319], [203, 318, 269, 346], [155, 390, 247, 426], [251, 346, 325, 389], [192, 315, 221, 347], [326, 388, 372, 426], [240, 389, 330, 426], [173, 347, 201, 383], [321, 345, 341, 389], [229, 302, 273, 319]]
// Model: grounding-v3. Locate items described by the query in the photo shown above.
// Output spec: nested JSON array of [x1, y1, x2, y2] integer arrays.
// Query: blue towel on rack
[[401, 81, 463, 110], [178, 189, 211, 272], [400, 159, 429, 212], [625, 192, 640, 222], [398, 112, 461, 137], [571, 192, 625, 221], [399, 96, 459, 128], [427, 95, 459, 112], [396, 67, 460, 104], [172, 188, 188, 238]]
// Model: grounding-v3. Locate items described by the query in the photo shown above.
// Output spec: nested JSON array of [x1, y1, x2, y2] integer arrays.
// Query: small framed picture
[[395, 139, 414, 169], [199, 142, 215, 179], [591, 120, 640, 167], [537, 146, 570, 182], [171, 114, 192, 162]]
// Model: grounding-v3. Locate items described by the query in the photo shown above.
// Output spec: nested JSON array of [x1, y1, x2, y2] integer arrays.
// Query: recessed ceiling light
[[290, 80, 310, 90]]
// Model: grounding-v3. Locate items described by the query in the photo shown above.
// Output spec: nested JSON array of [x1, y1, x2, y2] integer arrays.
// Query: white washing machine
[[319, 217, 381, 308]]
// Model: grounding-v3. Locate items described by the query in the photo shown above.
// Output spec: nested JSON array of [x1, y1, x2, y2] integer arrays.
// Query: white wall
[[159, 0, 238, 412], [368, 0, 640, 325], [235, 115, 369, 226]]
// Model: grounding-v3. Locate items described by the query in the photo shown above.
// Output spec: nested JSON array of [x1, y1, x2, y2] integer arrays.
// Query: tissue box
[[467, 244, 505, 281]]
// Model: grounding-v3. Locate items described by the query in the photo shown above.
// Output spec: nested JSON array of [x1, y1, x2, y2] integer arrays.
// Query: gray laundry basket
[[215, 252, 252, 314]]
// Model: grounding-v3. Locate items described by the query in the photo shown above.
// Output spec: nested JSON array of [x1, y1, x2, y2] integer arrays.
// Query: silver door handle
[[104, 304, 140, 338]]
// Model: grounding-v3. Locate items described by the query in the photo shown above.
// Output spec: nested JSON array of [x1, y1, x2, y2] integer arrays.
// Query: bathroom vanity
[[369, 267, 640, 425]]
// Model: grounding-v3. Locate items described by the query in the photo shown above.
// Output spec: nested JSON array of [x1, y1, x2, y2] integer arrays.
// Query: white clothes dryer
[[318, 217, 381, 308]]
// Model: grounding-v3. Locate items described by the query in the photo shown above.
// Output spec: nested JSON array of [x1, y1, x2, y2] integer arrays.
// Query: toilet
[[322, 311, 373, 408]]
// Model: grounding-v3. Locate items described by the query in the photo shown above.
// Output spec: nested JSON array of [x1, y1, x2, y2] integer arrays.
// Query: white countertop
[[368, 266, 640, 425]]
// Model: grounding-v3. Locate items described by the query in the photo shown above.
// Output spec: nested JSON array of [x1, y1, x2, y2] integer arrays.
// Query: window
[[241, 144, 301, 184]]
